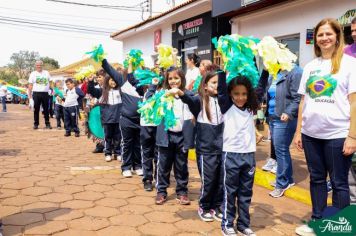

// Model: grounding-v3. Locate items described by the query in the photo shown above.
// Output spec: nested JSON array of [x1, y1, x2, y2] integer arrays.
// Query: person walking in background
[[0, 82, 7, 112]]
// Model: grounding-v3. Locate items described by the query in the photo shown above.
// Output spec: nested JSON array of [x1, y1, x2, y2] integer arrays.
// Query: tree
[[41, 56, 60, 71], [0, 70, 20, 86], [8, 50, 40, 80]]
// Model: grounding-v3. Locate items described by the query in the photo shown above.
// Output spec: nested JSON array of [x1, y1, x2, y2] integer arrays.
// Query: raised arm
[[217, 71, 232, 114], [180, 92, 201, 118], [87, 80, 102, 99], [255, 69, 269, 104], [101, 59, 124, 87]]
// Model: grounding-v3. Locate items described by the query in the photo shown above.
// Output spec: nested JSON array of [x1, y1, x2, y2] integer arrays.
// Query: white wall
[[231, 0, 355, 67], [122, 23, 171, 68]]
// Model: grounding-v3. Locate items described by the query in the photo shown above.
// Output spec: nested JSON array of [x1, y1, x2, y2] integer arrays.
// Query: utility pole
[[149, 0, 152, 18]]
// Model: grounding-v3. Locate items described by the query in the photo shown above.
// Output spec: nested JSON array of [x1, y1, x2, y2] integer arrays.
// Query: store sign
[[306, 29, 314, 45], [338, 9, 356, 25], [178, 18, 203, 37], [154, 29, 161, 52], [197, 48, 211, 56]]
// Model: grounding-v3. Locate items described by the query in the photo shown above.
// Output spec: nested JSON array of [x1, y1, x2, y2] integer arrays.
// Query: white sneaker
[[114, 155, 122, 162], [134, 168, 143, 176], [222, 227, 237, 236], [270, 163, 277, 174], [122, 170, 132, 178], [238, 228, 256, 236], [295, 224, 316, 236], [262, 158, 276, 172], [105, 155, 112, 162]]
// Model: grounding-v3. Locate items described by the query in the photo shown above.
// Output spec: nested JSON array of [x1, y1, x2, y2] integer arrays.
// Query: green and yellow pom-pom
[[123, 49, 145, 71], [85, 44, 106, 62]]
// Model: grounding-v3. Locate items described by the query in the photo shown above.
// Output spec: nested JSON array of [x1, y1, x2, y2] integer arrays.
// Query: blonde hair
[[313, 18, 345, 74]]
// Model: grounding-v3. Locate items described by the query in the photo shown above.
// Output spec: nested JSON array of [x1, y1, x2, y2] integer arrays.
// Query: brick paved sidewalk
[[0, 104, 311, 236]]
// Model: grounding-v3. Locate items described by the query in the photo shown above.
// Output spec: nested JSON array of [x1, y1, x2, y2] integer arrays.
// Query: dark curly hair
[[228, 76, 258, 113]]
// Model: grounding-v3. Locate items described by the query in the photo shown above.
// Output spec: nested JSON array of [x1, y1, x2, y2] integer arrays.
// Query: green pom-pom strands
[[138, 90, 177, 131], [212, 34, 260, 87], [123, 49, 145, 71], [85, 44, 106, 62], [133, 69, 164, 87]]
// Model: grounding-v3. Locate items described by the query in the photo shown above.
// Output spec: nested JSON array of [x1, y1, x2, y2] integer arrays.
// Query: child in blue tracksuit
[[101, 59, 142, 177], [63, 78, 84, 137], [170, 69, 224, 222], [217, 73, 259, 236], [151, 66, 195, 205], [88, 74, 122, 162]]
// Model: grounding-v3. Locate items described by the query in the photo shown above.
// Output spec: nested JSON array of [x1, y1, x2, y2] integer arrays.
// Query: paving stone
[[22, 202, 59, 213], [112, 183, 139, 191], [66, 179, 94, 186], [68, 216, 110, 231], [73, 191, 104, 201], [54, 185, 84, 194], [39, 193, 73, 203], [21, 186, 52, 196], [97, 226, 141, 236], [0, 178, 17, 185], [103, 190, 135, 199], [94, 178, 120, 185], [84, 184, 113, 192], [2, 195, 38, 206], [120, 204, 153, 215], [95, 198, 127, 208], [24, 220, 68, 235], [127, 196, 155, 205], [109, 214, 147, 227], [84, 206, 120, 218], [2, 181, 34, 190], [0, 189, 18, 199], [45, 208, 84, 221], [37, 179, 66, 188], [61, 200, 95, 209], [2, 212, 43, 226], [145, 211, 181, 223], [138, 222, 179, 236], [3, 171, 31, 178], [2, 225, 23, 236], [0, 205, 21, 218], [53, 229, 98, 236], [151, 204, 183, 213], [175, 219, 215, 233]]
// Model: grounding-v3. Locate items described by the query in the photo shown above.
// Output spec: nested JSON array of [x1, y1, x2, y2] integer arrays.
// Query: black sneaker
[[64, 132, 71, 137], [75, 133, 80, 137], [92, 148, 104, 153], [143, 180, 153, 191], [33, 125, 38, 130], [198, 207, 214, 222], [45, 124, 52, 129]]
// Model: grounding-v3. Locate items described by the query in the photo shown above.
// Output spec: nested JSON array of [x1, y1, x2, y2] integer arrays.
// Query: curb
[[188, 149, 332, 206]]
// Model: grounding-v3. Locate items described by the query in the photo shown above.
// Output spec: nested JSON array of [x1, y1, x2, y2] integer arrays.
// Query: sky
[[0, 0, 187, 67]]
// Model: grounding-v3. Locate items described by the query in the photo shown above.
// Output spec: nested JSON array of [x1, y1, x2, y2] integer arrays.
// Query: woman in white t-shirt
[[185, 53, 200, 90], [294, 18, 356, 236]]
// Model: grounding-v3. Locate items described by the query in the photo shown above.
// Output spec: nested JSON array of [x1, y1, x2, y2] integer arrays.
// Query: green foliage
[[41, 56, 60, 71], [8, 50, 40, 80], [0, 70, 20, 86]]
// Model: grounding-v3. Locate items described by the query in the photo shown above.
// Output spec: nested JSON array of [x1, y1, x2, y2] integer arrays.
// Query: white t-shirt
[[298, 55, 356, 139], [0, 85, 7, 97], [223, 105, 256, 153], [169, 97, 193, 132], [28, 70, 52, 92], [64, 88, 79, 107], [185, 67, 200, 90]]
